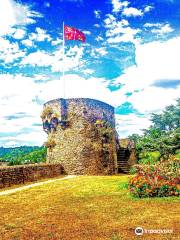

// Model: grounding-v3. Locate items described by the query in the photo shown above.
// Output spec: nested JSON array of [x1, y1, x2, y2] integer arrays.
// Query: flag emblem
[[64, 25, 86, 42]]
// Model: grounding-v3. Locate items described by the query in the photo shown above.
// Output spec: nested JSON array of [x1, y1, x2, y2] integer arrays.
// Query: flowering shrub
[[129, 156, 180, 198]]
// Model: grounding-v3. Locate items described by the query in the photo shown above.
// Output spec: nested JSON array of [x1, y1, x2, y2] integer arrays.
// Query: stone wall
[[0, 163, 64, 188], [42, 98, 118, 175], [128, 149, 137, 167]]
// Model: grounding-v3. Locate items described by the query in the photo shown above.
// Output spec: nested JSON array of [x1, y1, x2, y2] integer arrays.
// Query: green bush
[[139, 151, 161, 165], [175, 149, 180, 159], [129, 166, 137, 174], [8, 159, 23, 166]]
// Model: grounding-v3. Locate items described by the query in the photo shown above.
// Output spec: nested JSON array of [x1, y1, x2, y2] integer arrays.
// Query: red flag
[[64, 25, 86, 42]]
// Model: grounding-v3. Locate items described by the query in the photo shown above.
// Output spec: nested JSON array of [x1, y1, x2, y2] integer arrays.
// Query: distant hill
[[0, 146, 40, 158], [0, 146, 47, 165]]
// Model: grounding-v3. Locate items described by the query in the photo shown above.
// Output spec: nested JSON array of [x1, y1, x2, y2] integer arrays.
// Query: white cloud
[[115, 37, 180, 113], [83, 69, 94, 75], [13, 28, 26, 39], [1, 131, 46, 147], [51, 39, 63, 46], [151, 23, 174, 35], [122, 7, 143, 17], [0, 37, 26, 63], [0, 0, 42, 36], [105, 17, 129, 31], [111, 1, 152, 17], [0, 74, 39, 115], [104, 14, 116, 27], [54, 45, 85, 72], [83, 30, 91, 35], [95, 47, 108, 56], [38, 74, 126, 107], [144, 23, 162, 28], [29, 27, 52, 42], [0, 74, 46, 146], [111, 1, 153, 17], [4, 141, 18, 147], [107, 27, 140, 44], [116, 114, 151, 137], [112, 0, 129, 13], [94, 24, 100, 28], [21, 51, 54, 67], [0, 0, 15, 36], [21, 45, 85, 72], [94, 10, 101, 19], [22, 39, 33, 47], [11, 131, 46, 146], [144, 23, 174, 35], [104, 15, 140, 44], [144, 6, 153, 13], [120, 19, 129, 26], [128, 87, 180, 113], [95, 36, 104, 41]]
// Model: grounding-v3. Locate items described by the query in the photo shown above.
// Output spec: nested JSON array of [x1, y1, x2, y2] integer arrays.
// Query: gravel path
[[0, 175, 77, 196]]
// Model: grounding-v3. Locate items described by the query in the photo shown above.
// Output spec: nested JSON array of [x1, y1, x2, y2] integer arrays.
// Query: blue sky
[[0, 0, 180, 147]]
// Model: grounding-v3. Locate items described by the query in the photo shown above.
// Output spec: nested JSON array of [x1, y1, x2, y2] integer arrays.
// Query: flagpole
[[62, 21, 65, 99]]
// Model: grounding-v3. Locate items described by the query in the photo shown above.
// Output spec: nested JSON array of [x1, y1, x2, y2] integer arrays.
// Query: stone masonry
[[0, 164, 64, 188], [42, 98, 118, 175]]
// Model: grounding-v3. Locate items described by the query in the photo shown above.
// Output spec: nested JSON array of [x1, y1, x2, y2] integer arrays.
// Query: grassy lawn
[[0, 175, 179, 240]]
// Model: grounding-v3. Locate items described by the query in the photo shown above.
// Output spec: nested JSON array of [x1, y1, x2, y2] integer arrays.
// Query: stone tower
[[41, 98, 118, 175]]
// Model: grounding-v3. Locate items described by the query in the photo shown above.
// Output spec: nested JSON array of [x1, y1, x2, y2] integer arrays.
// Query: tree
[[151, 98, 180, 131], [128, 99, 180, 160]]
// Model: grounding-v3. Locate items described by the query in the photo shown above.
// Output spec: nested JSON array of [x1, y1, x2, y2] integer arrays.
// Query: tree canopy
[[129, 99, 180, 160]]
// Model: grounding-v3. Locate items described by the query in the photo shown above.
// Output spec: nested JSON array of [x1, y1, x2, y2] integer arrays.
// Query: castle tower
[[41, 98, 118, 175]]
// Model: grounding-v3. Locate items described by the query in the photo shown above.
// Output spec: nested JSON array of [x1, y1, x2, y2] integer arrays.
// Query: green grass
[[0, 175, 179, 240]]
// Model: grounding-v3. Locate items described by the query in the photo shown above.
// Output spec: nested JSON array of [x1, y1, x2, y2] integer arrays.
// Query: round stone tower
[[41, 98, 118, 175]]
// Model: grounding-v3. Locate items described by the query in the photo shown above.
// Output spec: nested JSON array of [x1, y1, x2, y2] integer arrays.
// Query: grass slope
[[0, 175, 179, 240]]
